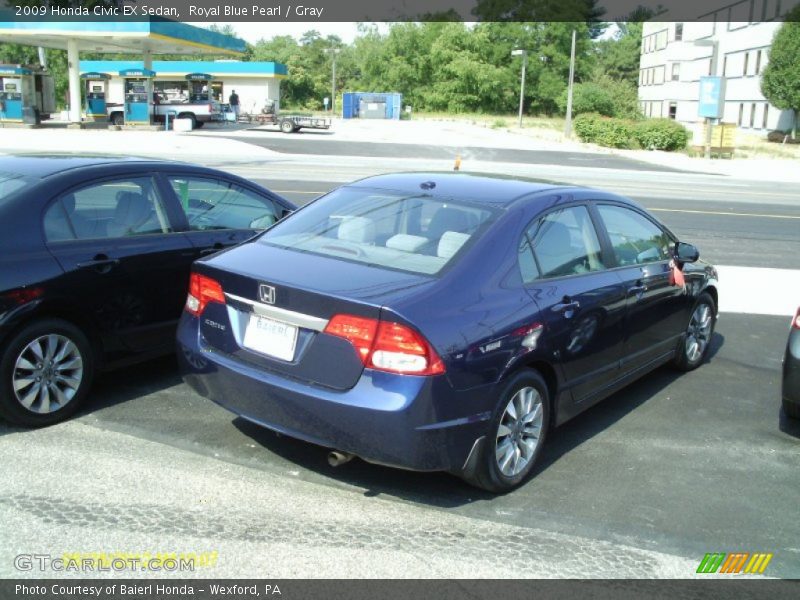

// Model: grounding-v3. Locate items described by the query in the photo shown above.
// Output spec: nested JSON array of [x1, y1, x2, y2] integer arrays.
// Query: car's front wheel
[[0, 319, 94, 427], [673, 292, 716, 371], [463, 369, 550, 493]]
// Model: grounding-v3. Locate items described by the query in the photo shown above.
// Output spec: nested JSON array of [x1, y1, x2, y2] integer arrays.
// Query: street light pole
[[564, 29, 577, 139], [511, 49, 528, 128]]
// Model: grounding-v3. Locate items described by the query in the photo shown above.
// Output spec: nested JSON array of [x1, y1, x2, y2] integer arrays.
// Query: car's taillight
[[793, 307, 800, 330], [324, 314, 445, 376], [324, 314, 378, 363], [2, 287, 44, 305], [185, 273, 225, 317]]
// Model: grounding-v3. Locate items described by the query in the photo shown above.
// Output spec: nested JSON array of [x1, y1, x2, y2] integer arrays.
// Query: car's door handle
[[628, 281, 647, 297], [553, 299, 580, 316], [76, 256, 119, 272]]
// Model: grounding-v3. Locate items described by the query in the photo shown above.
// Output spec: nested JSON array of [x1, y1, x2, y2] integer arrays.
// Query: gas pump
[[185, 72, 213, 103], [119, 68, 156, 125], [81, 72, 110, 121], [0, 65, 32, 123]]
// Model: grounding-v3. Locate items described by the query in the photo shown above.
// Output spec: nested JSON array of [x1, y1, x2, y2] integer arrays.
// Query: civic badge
[[259, 284, 276, 305]]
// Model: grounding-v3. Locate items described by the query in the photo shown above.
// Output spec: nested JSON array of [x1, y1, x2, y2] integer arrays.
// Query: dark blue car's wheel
[[463, 369, 550, 493], [0, 319, 94, 427], [673, 292, 716, 372]]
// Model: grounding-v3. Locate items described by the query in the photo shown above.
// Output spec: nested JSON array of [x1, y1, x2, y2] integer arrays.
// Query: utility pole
[[325, 48, 341, 116], [564, 29, 577, 138], [511, 49, 528, 128]]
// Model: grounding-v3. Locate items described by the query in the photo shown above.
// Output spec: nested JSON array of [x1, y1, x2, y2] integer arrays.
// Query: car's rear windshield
[[260, 186, 497, 275], [0, 172, 36, 203]]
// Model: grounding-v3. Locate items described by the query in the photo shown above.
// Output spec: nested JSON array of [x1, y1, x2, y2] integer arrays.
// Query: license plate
[[242, 314, 298, 361]]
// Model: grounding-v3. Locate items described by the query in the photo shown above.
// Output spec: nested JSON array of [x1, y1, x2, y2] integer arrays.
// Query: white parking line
[[717, 265, 800, 317]]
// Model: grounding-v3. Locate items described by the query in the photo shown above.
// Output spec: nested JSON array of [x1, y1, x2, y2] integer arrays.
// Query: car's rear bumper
[[177, 315, 492, 473]]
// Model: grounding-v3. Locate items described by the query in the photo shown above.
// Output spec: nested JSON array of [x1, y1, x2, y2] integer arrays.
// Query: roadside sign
[[698, 76, 725, 119]]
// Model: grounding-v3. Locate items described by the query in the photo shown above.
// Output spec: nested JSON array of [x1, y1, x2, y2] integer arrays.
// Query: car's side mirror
[[674, 241, 699, 263]]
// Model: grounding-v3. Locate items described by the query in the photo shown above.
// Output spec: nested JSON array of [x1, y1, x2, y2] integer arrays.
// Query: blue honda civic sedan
[[178, 173, 719, 492]]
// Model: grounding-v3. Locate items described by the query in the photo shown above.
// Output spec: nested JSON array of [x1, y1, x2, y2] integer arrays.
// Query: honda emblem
[[259, 284, 276, 305]]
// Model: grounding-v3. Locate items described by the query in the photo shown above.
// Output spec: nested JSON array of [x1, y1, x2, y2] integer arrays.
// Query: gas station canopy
[[0, 20, 246, 55], [0, 20, 246, 124]]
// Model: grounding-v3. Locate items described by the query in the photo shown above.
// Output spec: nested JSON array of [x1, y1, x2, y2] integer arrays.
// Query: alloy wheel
[[12, 334, 84, 414], [495, 386, 544, 477], [685, 303, 713, 363]]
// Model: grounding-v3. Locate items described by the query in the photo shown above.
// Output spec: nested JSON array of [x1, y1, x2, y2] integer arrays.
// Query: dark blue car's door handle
[[76, 256, 119, 272], [628, 281, 647, 298], [553, 299, 580, 317]]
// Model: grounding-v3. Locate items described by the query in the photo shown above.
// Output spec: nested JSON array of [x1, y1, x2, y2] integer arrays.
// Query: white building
[[638, 0, 798, 136]]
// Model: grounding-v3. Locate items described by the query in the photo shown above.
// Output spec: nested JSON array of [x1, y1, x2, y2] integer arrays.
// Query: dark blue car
[[178, 173, 719, 492], [0, 155, 294, 427]]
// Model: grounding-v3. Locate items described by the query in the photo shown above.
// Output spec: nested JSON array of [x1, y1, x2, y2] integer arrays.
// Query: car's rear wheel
[[0, 319, 94, 427], [462, 369, 550, 493], [111, 112, 124, 126], [673, 292, 716, 371]]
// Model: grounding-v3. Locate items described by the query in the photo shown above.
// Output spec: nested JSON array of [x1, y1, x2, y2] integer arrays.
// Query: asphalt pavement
[[0, 132, 798, 579]]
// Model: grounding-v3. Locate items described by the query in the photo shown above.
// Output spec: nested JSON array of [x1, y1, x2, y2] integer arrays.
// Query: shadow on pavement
[[234, 332, 725, 507]]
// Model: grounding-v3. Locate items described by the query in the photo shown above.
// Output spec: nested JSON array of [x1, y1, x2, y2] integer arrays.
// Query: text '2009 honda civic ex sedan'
[[178, 173, 719, 492]]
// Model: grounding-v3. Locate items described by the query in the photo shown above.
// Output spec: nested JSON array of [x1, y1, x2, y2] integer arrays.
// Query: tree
[[761, 7, 800, 137]]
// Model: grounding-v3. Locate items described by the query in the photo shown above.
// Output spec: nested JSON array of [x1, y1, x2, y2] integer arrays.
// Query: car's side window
[[44, 177, 171, 242], [596, 204, 672, 266], [524, 206, 605, 279], [167, 176, 280, 232]]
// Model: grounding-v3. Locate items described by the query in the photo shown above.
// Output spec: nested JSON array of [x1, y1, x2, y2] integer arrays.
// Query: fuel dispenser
[[185, 72, 214, 103], [119, 68, 156, 125], [81, 72, 110, 121], [0, 64, 54, 125], [0, 65, 34, 123]]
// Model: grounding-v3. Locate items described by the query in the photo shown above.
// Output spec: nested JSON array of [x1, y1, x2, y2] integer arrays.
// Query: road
[[1, 136, 799, 579]]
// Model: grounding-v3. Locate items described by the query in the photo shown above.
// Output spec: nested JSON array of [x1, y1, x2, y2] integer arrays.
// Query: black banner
[[2, 580, 800, 600], [2, 0, 799, 22]]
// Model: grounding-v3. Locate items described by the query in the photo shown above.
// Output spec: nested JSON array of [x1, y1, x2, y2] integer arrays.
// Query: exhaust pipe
[[327, 450, 355, 467]]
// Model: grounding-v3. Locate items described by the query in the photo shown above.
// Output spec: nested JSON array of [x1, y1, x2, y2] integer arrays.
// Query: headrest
[[428, 207, 470, 239], [114, 191, 150, 225], [337, 216, 375, 244], [386, 234, 428, 253], [437, 231, 470, 259]]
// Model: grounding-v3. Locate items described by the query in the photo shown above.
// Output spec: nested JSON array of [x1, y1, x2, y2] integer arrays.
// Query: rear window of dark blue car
[[260, 186, 496, 275]]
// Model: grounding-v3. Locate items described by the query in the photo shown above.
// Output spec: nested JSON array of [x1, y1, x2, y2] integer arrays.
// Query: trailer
[[241, 100, 330, 133]]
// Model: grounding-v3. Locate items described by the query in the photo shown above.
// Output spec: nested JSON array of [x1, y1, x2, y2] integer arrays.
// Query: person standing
[[228, 89, 240, 121]]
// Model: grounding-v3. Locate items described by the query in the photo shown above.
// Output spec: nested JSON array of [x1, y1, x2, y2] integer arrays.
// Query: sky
[[189, 22, 383, 44]]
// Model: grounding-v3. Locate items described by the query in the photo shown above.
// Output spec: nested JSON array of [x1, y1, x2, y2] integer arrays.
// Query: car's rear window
[[0, 171, 36, 203], [260, 186, 496, 275]]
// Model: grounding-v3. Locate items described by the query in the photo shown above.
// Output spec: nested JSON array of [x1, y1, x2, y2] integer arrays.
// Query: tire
[[673, 292, 717, 372], [783, 399, 800, 420], [280, 119, 294, 133], [462, 369, 550, 493], [111, 112, 124, 126], [0, 319, 95, 427]]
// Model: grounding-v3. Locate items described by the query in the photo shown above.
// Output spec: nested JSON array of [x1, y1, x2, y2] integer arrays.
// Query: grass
[[411, 111, 564, 131]]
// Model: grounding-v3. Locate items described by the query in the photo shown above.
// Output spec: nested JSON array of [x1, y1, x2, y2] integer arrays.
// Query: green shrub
[[563, 82, 616, 117], [573, 113, 636, 148], [633, 119, 690, 151], [491, 118, 508, 129], [558, 76, 643, 120]]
